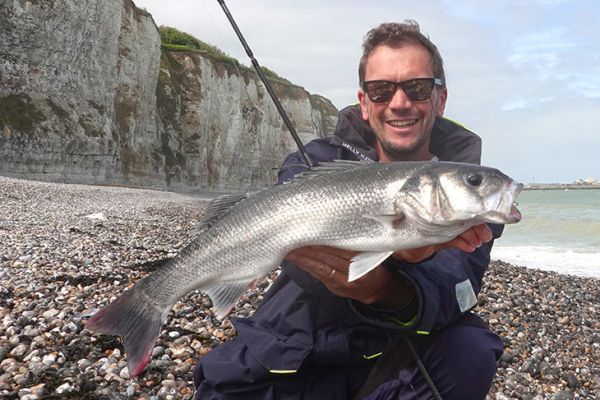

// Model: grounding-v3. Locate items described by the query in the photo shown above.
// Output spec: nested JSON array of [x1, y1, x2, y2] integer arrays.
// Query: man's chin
[[378, 134, 430, 160]]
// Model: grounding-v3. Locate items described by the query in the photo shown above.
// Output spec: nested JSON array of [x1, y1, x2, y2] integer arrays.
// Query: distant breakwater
[[524, 183, 600, 190]]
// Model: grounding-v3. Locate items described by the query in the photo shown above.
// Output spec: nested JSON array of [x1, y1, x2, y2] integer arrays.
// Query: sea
[[491, 188, 600, 279]]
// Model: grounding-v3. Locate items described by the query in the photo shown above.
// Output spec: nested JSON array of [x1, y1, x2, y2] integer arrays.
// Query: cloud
[[501, 97, 555, 111]]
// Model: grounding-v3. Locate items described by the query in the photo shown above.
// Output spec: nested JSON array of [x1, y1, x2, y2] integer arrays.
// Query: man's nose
[[387, 86, 413, 109]]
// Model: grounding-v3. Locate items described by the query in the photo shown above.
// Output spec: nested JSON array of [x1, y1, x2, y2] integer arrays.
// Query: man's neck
[[375, 142, 433, 163]]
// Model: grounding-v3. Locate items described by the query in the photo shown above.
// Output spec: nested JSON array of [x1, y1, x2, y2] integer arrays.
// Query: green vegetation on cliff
[[158, 26, 291, 85], [0, 94, 45, 135], [159, 26, 240, 65]]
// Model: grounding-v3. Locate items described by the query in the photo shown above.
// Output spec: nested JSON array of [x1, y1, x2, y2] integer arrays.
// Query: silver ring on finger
[[327, 267, 336, 279]]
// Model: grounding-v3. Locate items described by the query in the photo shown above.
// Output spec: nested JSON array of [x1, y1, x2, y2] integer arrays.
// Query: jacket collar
[[331, 105, 483, 165]]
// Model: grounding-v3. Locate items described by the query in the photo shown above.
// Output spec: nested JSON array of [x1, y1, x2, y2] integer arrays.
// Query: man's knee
[[422, 317, 503, 399]]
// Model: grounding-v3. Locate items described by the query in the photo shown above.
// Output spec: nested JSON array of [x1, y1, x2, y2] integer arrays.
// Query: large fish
[[87, 160, 522, 377]]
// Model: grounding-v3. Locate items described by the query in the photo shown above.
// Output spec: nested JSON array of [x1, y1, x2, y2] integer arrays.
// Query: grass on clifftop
[[158, 26, 291, 85]]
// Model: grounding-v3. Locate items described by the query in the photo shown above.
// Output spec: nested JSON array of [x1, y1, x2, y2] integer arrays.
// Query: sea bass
[[87, 160, 522, 377]]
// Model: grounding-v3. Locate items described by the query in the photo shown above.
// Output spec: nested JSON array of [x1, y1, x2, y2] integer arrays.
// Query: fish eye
[[465, 172, 484, 187]]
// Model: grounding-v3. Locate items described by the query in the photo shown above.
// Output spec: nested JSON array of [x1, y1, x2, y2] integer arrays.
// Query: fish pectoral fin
[[348, 251, 394, 282], [364, 213, 406, 229], [205, 279, 256, 319]]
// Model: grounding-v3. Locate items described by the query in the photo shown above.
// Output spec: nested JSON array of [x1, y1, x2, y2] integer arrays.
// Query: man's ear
[[358, 89, 369, 121], [435, 87, 448, 118]]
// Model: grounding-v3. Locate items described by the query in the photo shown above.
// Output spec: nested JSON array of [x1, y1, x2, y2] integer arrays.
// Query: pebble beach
[[0, 176, 598, 400]]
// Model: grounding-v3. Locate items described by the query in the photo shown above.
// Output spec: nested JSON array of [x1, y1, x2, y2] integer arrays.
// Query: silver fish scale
[[138, 163, 416, 308]]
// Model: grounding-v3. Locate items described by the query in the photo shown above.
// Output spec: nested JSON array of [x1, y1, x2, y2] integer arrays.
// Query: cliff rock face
[[0, 0, 338, 191]]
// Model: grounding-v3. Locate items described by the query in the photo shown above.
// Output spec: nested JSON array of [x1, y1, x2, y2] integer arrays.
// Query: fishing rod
[[216, 0, 314, 168]]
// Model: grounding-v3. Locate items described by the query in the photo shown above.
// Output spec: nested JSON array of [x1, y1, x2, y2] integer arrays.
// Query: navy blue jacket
[[194, 106, 503, 399]]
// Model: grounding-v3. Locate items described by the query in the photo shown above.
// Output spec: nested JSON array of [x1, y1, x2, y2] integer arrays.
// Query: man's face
[[358, 44, 447, 162]]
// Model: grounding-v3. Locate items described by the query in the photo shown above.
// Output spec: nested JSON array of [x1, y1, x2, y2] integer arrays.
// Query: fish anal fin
[[348, 251, 394, 282], [205, 280, 256, 318]]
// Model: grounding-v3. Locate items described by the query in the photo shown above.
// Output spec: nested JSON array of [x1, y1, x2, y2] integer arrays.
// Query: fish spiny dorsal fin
[[290, 160, 371, 182], [191, 192, 251, 236]]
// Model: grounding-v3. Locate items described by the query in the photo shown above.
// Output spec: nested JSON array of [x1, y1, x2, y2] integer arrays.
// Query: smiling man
[[358, 43, 447, 162], [194, 21, 504, 400]]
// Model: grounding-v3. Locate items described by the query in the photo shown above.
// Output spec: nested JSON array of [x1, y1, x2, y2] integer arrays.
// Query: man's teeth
[[388, 119, 417, 127]]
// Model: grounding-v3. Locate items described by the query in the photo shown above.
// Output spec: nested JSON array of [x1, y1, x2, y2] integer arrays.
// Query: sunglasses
[[361, 78, 443, 103]]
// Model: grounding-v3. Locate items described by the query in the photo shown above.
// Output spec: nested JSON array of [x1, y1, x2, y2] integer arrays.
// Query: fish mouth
[[501, 181, 523, 223], [509, 201, 522, 223], [484, 180, 523, 224]]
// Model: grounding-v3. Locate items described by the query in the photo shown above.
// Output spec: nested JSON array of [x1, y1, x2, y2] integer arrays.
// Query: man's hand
[[285, 245, 415, 308], [392, 223, 493, 263], [284, 224, 493, 308]]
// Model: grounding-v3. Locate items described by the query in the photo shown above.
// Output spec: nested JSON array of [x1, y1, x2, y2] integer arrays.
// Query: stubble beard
[[378, 130, 429, 161]]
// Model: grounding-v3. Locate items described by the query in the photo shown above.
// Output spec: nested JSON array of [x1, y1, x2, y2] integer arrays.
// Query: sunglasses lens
[[363, 79, 436, 103], [402, 79, 435, 102], [364, 81, 397, 103]]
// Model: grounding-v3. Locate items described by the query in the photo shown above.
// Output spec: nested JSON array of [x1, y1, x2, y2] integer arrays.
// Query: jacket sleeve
[[350, 223, 503, 333], [404, 223, 503, 332]]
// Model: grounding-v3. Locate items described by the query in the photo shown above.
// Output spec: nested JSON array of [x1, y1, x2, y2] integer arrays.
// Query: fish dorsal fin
[[291, 160, 371, 182], [192, 193, 251, 236], [204, 279, 256, 318], [348, 251, 394, 282]]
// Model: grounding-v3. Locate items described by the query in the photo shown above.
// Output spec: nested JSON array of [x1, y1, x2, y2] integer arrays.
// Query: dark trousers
[[358, 314, 503, 399], [194, 314, 503, 400]]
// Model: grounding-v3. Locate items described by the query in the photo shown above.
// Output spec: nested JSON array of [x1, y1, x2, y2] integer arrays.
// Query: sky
[[133, 0, 600, 184]]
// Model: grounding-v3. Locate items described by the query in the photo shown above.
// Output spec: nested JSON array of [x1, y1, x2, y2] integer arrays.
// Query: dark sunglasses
[[361, 78, 443, 103]]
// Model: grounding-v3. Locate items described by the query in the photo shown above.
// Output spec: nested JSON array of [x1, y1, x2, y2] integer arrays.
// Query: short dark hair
[[358, 21, 446, 87]]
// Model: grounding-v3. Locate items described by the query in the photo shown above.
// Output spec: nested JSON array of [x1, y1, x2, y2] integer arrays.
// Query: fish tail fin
[[87, 287, 165, 377]]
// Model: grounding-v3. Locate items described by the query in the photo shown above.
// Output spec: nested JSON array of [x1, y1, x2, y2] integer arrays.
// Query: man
[[194, 21, 503, 399]]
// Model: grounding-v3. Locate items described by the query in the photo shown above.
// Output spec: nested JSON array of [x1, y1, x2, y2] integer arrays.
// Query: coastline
[[1, 177, 598, 399], [524, 183, 600, 191]]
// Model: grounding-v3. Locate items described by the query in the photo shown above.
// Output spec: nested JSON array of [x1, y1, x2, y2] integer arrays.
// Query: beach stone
[[563, 373, 578, 388], [521, 358, 542, 377], [126, 384, 136, 397], [41, 308, 60, 319], [77, 359, 92, 369], [552, 391, 572, 400], [152, 346, 165, 357], [42, 354, 56, 366], [499, 351, 515, 364], [119, 367, 130, 380], [28, 383, 46, 396], [0, 346, 9, 362], [10, 344, 28, 358], [55, 382, 73, 394], [22, 326, 39, 337]]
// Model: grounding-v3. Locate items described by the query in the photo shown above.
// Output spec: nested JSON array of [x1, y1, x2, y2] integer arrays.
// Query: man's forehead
[[365, 44, 435, 78]]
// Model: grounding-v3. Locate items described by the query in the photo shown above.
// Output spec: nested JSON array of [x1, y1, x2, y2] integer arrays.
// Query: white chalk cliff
[[0, 0, 338, 191]]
